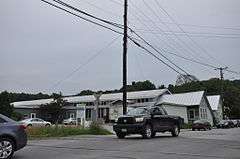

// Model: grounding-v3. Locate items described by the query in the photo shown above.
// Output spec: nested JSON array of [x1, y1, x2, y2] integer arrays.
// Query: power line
[[129, 37, 184, 75], [47, 36, 121, 92], [129, 29, 191, 76], [153, 0, 225, 66], [79, 0, 122, 18], [40, 0, 123, 35], [53, 0, 123, 29], [129, 0, 209, 64], [129, 19, 240, 31]]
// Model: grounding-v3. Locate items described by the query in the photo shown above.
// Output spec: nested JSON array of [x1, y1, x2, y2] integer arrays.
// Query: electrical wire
[[153, 0, 225, 66], [47, 35, 121, 92], [40, 0, 123, 35]]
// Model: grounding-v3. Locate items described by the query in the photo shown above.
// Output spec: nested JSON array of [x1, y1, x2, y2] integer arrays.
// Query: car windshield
[[127, 107, 149, 116]]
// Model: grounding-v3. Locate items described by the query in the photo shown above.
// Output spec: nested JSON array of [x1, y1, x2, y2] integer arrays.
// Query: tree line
[[0, 79, 240, 119]]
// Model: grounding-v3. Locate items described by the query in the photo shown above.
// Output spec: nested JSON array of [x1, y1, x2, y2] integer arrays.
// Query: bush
[[26, 125, 111, 139], [181, 123, 192, 129]]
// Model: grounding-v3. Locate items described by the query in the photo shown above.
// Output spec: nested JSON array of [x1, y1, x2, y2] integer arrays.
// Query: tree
[[76, 90, 95, 96], [39, 93, 67, 124], [0, 91, 13, 117], [120, 80, 156, 92]]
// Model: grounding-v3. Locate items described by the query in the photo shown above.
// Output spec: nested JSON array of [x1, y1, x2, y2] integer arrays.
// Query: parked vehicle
[[20, 118, 51, 127], [113, 106, 182, 139], [192, 120, 211, 131], [63, 118, 76, 125], [232, 120, 240, 127], [216, 120, 234, 129], [0, 114, 27, 159]]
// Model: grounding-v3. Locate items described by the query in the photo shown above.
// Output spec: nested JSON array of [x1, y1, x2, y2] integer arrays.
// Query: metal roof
[[157, 91, 205, 106], [207, 95, 221, 110], [13, 89, 169, 108]]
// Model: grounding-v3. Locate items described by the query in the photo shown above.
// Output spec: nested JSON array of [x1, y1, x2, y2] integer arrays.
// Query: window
[[70, 113, 75, 118], [86, 109, 92, 119], [189, 110, 195, 119], [31, 113, 36, 119], [137, 99, 141, 103]]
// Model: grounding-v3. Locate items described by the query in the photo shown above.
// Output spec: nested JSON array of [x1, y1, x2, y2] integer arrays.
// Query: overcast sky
[[1, 0, 240, 95]]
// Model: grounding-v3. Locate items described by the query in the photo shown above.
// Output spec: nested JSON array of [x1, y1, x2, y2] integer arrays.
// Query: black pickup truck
[[113, 106, 183, 139]]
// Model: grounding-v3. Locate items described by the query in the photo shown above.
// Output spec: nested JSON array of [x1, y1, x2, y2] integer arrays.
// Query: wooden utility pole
[[122, 0, 128, 115], [215, 67, 228, 119]]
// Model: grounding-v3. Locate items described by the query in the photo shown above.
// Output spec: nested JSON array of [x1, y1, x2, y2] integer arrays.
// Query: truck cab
[[113, 106, 182, 139]]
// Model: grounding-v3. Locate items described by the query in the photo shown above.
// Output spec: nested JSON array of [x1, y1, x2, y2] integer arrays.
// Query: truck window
[[159, 107, 167, 115]]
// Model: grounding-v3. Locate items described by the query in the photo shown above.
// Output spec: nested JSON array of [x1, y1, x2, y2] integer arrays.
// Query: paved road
[[14, 128, 240, 159]]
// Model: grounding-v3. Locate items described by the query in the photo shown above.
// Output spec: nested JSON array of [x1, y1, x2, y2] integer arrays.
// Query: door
[[151, 107, 169, 131]]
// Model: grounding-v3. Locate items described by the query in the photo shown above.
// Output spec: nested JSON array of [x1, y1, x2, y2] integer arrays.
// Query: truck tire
[[171, 125, 180, 137], [142, 124, 152, 139], [116, 133, 126, 139]]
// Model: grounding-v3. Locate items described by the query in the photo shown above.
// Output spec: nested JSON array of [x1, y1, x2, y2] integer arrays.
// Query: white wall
[[199, 97, 214, 126], [162, 105, 188, 124]]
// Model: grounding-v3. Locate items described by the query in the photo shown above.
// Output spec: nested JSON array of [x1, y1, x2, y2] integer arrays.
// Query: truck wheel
[[142, 124, 152, 139], [116, 133, 126, 139], [171, 125, 180, 137], [0, 138, 14, 159]]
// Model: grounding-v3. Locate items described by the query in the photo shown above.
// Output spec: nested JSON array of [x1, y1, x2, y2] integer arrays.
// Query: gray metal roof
[[157, 91, 205, 106], [13, 89, 169, 108]]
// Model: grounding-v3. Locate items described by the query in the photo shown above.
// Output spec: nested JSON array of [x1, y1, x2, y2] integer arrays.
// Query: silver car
[[0, 114, 27, 159], [20, 118, 51, 127], [63, 118, 76, 125]]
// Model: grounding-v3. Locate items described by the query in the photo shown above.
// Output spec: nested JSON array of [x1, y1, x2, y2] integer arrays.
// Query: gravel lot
[[14, 128, 240, 159]]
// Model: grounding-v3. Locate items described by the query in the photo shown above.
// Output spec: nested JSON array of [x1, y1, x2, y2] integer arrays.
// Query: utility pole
[[215, 67, 228, 119], [122, 0, 128, 115]]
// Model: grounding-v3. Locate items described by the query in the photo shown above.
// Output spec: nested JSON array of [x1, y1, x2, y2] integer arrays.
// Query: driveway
[[14, 128, 240, 159]]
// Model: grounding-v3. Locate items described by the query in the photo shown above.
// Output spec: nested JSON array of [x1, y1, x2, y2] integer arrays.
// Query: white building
[[12, 89, 170, 122], [157, 91, 215, 125], [12, 89, 216, 125], [207, 95, 223, 122]]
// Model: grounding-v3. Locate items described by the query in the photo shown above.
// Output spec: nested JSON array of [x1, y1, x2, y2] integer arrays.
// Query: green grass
[[181, 123, 192, 129], [26, 124, 112, 139]]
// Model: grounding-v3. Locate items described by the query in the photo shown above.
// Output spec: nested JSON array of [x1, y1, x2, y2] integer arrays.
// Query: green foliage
[[181, 123, 192, 129], [120, 80, 156, 92], [26, 126, 111, 139], [77, 90, 95, 96], [0, 91, 14, 117], [39, 93, 66, 124]]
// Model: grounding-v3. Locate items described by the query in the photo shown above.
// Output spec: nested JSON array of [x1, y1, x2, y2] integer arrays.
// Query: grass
[[181, 123, 192, 129], [26, 124, 112, 139]]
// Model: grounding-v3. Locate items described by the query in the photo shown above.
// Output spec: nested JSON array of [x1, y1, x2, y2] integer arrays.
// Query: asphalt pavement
[[14, 128, 240, 159]]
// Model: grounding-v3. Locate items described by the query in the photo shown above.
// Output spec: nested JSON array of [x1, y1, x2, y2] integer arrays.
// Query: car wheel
[[192, 128, 195, 131], [27, 124, 32, 127], [209, 127, 212, 130], [142, 124, 152, 139], [116, 133, 126, 139], [45, 124, 50, 127], [0, 138, 14, 159], [171, 125, 180, 137]]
